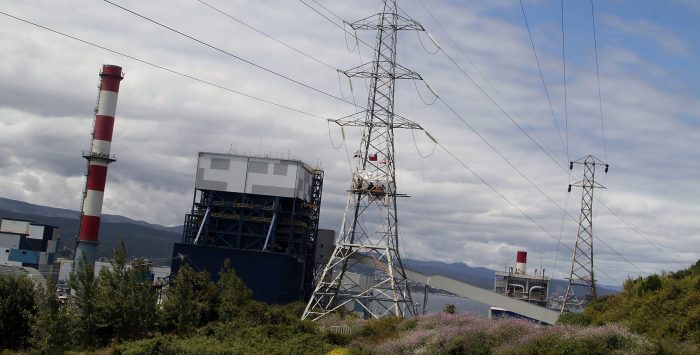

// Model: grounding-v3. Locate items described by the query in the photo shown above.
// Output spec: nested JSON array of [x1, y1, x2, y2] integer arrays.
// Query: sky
[[1, 0, 699, 285]]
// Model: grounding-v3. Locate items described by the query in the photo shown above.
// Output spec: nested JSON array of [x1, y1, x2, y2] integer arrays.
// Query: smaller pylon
[[561, 155, 608, 314]]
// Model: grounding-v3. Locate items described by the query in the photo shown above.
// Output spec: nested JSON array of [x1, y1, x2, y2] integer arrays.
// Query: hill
[[561, 259, 700, 351], [0, 197, 620, 295], [0, 197, 181, 259]]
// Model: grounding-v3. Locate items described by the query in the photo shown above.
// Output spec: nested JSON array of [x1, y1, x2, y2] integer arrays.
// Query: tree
[[93, 241, 158, 343], [443, 304, 456, 314], [30, 279, 71, 354], [161, 264, 219, 333], [217, 259, 252, 322], [68, 254, 99, 349], [0, 272, 35, 349]]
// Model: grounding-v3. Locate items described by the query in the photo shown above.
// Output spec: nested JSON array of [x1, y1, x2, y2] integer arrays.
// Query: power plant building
[[493, 251, 550, 307], [0, 217, 60, 280], [171, 152, 325, 303]]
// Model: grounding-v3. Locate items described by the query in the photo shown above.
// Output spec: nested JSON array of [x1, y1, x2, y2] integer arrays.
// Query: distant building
[[0, 217, 60, 281], [493, 251, 550, 307], [171, 152, 326, 304]]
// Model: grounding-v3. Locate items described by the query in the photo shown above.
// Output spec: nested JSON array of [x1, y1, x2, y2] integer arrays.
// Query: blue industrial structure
[[171, 152, 324, 303], [0, 218, 60, 279]]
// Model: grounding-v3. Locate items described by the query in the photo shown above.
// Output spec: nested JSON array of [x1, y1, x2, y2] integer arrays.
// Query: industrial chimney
[[74, 65, 124, 269], [515, 251, 527, 275]]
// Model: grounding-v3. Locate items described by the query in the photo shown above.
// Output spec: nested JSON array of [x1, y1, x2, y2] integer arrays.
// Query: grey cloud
[[0, 0, 698, 284]]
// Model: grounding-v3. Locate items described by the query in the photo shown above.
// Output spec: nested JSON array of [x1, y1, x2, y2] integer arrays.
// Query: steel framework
[[302, 0, 424, 320], [561, 155, 608, 314]]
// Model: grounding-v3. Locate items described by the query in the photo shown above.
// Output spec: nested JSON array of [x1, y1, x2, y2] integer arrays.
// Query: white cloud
[[0, 0, 698, 284]]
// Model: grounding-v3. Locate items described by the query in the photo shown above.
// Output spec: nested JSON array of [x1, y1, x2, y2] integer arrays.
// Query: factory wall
[[0, 218, 60, 277], [171, 243, 304, 304]]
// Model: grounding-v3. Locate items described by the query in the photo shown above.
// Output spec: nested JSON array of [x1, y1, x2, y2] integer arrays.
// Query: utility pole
[[561, 155, 608, 314], [302, 0, 425, 321]]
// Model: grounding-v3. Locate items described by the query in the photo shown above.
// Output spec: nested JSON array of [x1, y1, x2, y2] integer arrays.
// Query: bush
[[30, 279, 71, 354], [0, 272, 35, 349], [160, 264, 219, 333]]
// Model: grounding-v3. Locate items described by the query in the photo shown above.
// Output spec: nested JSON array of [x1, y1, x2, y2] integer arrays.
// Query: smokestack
[[515, 251, 527, 275], [74, 65, 123, 269]]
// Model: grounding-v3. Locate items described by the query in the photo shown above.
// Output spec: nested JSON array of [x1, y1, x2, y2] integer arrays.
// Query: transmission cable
[[518, 0, 567, 159], [406, 4, 646, 276], [590, 0, 608, 162], [433, 139, 624, 285], [409, 1, 565, 166], [429, 88, 646, 275], [561, 0, 570, 161], [405, 3, 668, 275], [195, 0, 337, 71], [0, 10, 334, 123], [520, 0, 576, 274], [102, 0, 360, 109], [597, 198, 684, 269], [323, 1, 674, 275], [407, 4, 564, 177]]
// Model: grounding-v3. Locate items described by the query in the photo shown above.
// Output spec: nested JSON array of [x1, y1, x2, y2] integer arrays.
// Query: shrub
[[0, 272, 35, 349]]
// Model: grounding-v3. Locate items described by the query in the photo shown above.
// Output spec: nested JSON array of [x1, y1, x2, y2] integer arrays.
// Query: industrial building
[[74, 64, 124, 270], [171, 152, 327, 304], [493, 251, 550, 308], [0, 217, 60, 280]]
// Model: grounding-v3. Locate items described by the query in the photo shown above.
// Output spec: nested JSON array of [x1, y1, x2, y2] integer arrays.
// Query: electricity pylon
[[302, 0, 425, 321], [561, 155, 609, 314]]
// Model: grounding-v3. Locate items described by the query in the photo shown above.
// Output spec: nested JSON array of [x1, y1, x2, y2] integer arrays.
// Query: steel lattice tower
[[302, 0, 424, 321], [561, 155, 608, 314]]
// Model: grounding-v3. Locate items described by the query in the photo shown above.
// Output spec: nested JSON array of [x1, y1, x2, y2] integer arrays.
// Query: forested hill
[[562, 259, 700, 351], [0, 197, 181, 259]]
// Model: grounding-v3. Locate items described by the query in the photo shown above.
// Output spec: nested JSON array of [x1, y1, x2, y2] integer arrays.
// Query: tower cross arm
[[330, 112, 423, 130], [570, 180, 607, 189], [342, 64, 422, 80], [348, 14, 424, 31]]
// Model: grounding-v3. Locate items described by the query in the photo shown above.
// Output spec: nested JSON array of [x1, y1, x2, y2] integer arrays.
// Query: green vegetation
[[4, 251, 698, 353], [560, 259, 700, 352], [0, 271, 35, 349]]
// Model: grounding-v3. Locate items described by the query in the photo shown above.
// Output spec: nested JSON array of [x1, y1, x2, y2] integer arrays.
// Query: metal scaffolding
[[561, 155, 609, 314], [302, 0, 425, 320]]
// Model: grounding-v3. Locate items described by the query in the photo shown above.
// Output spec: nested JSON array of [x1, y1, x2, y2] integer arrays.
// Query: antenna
[[561, 155, 609, 314], [302, 0, 425, 321]]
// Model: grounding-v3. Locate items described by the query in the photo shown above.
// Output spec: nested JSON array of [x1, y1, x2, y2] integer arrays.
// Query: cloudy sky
[[1, 0, 699, 285]]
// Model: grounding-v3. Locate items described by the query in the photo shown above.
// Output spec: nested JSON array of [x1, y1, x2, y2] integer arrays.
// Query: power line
[[518, 0, 567, 160], [433, 93, 646, 276], [395, 3, 673, 276], [590, 0, 608, 162], [302, 0, 680, 275], [0, 10, 334, 122], [196, 0, 337, 71], [404, 1, 566, 183], [390, 6, 649, 277], [597, 198, 685, 269], [434, 140, 623, 285], [309, 0, 344, 22], [412, 0, 678, 271], [102, 0, 359, 108], [331, 1, 648, 277], [561, 0, 570, 161], [411, 0, 565, 165]]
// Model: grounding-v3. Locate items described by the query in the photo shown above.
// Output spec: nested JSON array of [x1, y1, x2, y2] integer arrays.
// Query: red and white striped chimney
[[75, 64, 123, 268], [515, 251, 527, 275]]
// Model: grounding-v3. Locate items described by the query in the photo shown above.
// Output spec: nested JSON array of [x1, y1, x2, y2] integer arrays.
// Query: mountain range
[[0, 197, 620, 294]]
